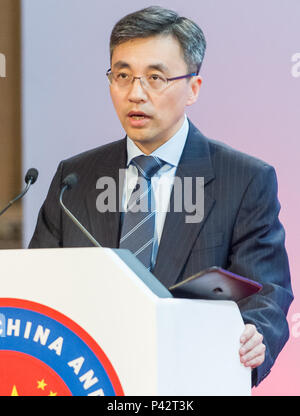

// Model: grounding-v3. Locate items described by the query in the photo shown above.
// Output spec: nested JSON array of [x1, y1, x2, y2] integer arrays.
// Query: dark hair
[[110, 6, 206, 74]]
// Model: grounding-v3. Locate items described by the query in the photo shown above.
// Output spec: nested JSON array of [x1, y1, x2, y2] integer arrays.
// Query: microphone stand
[[59, 184, 102, 248], [0, 168, 38, 217], [0, 181, 32, 217]]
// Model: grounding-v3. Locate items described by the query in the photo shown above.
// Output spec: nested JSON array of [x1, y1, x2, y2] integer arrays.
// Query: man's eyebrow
[[112, 61, 169, 73], [112, 61, 130, 70], [147, 63, 169, 73]]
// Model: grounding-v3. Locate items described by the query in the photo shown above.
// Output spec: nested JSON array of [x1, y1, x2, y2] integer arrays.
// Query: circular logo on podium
[[0, 299, 124, 396]]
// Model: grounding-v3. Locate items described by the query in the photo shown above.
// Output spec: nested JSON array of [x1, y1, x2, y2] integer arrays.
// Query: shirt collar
[[126, 114, 189, 168]]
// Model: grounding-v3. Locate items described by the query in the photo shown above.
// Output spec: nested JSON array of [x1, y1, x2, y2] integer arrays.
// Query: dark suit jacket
[[29, 120, 293, 387]]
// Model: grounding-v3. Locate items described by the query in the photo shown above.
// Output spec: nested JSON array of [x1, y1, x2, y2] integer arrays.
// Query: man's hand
[[239, 324, 266, 368]]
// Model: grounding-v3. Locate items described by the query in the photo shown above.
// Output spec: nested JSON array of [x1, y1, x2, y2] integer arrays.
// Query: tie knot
[[131, 155, 164, 179]]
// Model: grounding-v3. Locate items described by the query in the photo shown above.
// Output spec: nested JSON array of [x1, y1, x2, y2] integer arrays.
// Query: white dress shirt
[[123, 115, 189, 268]]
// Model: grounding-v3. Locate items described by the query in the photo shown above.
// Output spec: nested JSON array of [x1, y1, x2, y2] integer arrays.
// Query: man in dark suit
[[29, 6, 293, 387]]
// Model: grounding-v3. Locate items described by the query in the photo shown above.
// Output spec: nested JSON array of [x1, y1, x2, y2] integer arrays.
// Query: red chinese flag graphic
[[0, 351, 72, 396]]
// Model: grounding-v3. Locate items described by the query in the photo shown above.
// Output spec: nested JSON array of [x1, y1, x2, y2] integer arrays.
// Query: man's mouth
[[131, 115, 145, 120], [127, 111, 151, 120], [127, 111, 152, 128]]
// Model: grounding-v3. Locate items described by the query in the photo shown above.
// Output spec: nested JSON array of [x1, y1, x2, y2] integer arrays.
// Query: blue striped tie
[[120, 155, 164, 270]]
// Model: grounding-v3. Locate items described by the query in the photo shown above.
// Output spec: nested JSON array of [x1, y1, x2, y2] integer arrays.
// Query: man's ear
[[186, 76, 202, 106]]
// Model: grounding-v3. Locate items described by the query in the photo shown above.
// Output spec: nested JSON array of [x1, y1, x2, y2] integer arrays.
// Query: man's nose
[[128, 78, 148, 102]]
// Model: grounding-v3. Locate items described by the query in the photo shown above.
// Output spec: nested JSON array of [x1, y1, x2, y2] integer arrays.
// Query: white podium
[[0, 248, 251, 396]]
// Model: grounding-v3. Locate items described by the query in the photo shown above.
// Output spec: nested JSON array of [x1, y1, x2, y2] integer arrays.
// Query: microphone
[[25, 168, 39, 185], [59, 173, 102, 247], [0, 168, 39, 217]]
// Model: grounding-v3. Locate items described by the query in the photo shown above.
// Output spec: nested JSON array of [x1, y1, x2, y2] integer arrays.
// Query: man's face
[[109, 35, 202, 154]]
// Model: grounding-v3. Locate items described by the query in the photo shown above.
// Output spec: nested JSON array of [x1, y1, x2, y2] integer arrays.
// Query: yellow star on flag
[[37, 379, 47, 390], [11, 385, 19, 396], [48, 391, 57, 396]]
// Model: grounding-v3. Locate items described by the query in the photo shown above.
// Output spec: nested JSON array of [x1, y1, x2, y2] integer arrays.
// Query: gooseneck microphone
[[0, 168, 39, 217], [59, 173, 102, 247]]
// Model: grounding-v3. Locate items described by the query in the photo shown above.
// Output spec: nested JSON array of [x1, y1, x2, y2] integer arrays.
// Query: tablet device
[[169, 266, 262, 302]]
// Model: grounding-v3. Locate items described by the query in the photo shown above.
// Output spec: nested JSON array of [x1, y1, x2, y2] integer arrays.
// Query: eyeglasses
[[106, 68, 198, 91]]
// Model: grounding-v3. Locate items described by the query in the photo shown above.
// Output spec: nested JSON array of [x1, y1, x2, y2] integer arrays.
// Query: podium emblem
[[0, 299, 124, 396]]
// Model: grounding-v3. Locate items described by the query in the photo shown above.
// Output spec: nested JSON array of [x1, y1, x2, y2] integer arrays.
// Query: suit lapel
[[153, 121, 216, 288], [85, 139, 127, 248]]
